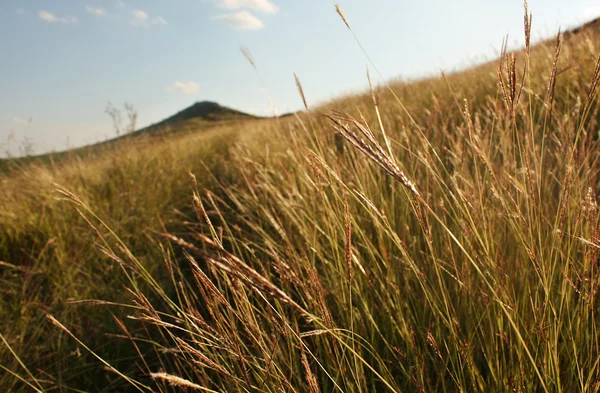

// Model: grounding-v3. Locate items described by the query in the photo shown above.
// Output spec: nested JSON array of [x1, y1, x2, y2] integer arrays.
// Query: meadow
[[1, 5, 600, 392]]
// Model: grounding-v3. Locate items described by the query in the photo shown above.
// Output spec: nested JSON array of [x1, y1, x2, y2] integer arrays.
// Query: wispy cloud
[[166, 81, 200, 94], [38, 10, 78, 24], [129, 9, 167, 28], [131, 9, 147, 20], [153, 16, 168, 25], [116, 0, 126, 8], [86, 6, 106, 16], [215, 0, 279, 14], [583, 7, 600, 20], [130, 9, 149, 27], [12, 117, 31, 126], [212, 10, 264, 30], [16, 8, 27, 15]]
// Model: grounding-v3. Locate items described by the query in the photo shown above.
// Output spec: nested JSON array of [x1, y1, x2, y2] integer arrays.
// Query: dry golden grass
[[2, 6, 600, 393]]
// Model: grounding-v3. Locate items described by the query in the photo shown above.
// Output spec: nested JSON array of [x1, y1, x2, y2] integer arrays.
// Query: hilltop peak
[[189, 101, 224, 110], [157, 101, 255, 125]]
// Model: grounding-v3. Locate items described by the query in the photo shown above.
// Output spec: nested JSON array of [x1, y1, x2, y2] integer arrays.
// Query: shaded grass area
[[2, 10, 600, 393], [0, 121, 274, 391]]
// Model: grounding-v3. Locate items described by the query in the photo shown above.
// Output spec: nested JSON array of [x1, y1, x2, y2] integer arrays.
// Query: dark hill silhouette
[[156, 101, 256, 125], [132, 101, 259, 137], [135, 101, 258, 135]]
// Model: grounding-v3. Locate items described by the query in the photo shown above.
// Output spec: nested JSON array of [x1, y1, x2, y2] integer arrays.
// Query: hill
[[153, 100, 256, 125], [134, 100, 259, 136], [0, 101, 258, 172]]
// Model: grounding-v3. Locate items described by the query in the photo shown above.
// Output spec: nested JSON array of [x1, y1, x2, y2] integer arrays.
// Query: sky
[[1, 0, 599, 157]]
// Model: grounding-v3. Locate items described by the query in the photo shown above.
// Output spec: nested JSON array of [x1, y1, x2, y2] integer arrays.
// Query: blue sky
[[1, 0, 599, 156]]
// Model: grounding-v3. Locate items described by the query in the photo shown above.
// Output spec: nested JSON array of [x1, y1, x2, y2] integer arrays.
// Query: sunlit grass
[[1, 6, 600, 392]]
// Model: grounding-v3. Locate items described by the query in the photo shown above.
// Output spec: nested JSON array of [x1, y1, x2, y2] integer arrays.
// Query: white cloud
[[12, 117, 31, 126], [38, 11, 58, 22], [212, 11, 264, 30], [86, 6, 106, 16], [215, 0, 279, 14], [129, 9, 167, 28], [116, 0, 126, 8], [38, 11, 78, 24], [583, 7, 600, 20], [132, 9, 148, 20], [152, 16, 168, 25], [166, 81, 200, 94]]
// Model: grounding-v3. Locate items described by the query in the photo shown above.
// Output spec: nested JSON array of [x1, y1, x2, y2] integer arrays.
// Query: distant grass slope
[[0, 101, 258, 174], [2, 11, 600, 393]]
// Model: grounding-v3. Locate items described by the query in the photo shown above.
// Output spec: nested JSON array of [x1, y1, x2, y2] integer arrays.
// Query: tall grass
[[0, 123, 271, 390], [2, 5, 600, 392]]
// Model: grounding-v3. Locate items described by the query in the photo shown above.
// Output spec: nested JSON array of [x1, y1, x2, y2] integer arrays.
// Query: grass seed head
[[294, 72, 309, 111], [240, 46, 257, 70], [150, 372, 208, 391], [335, 4, 351, 29]]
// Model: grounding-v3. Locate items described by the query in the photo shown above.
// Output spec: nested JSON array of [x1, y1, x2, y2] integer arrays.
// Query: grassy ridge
[[2, 9, 600, 392]]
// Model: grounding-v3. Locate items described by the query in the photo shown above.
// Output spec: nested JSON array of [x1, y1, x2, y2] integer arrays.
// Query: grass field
[[2, 6, 600, 392]]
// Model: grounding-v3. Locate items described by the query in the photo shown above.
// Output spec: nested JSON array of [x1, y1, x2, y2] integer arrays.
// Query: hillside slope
[[0, 101, 258, 172], [2, 14, 600, 393]]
